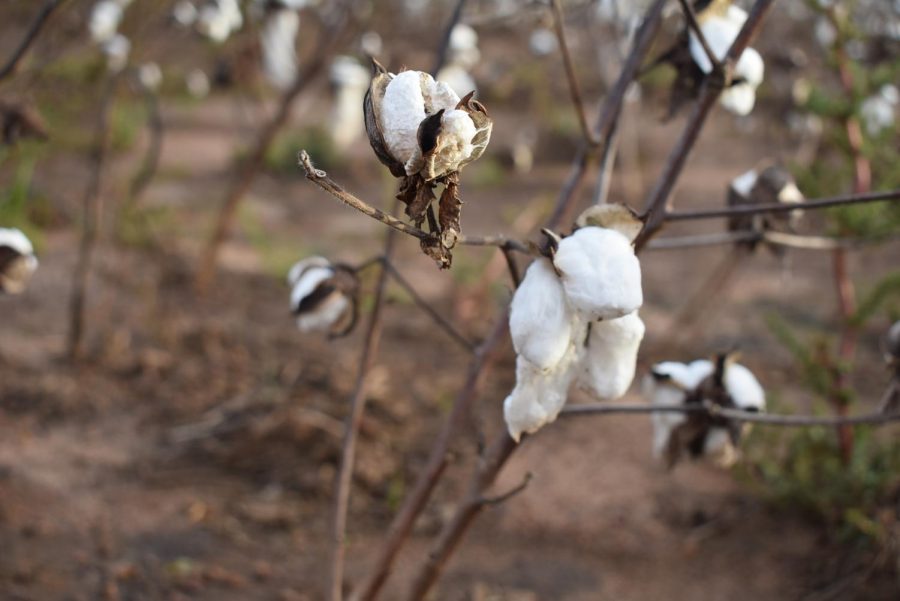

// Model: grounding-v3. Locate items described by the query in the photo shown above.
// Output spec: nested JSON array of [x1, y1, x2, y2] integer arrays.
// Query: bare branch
[[646, 230, 760, 250], [645, 230, 896, 251], [330, 204, 400, 601], [125, 86, 164, 208], [550, 0, 597, 145], [635, 0, 777, 251], [383, 259, 476, 353], [561, 402, 900, 427], [0, 0, 67, 83], [67, 76, 118, 360], [478, 472, 532, 506], [501, 246, 522, 287], [664, 189, 900, 222], [299, 151, 433, 241]]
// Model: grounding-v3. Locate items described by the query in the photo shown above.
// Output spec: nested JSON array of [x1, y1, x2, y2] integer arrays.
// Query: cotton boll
[[138, 62, 163, 91], [724, 363, 765, 411], [577, 312, 645, 401], [553, 227, 643, 321], [702, 428, 738, 467], [720, 83, 756, 116], [730, 168, 758, 198], [509, 258, 576, 371], [90, 1, 124, 44], [529, 28, 557, 56], [287, 255, 331, 287], [0, 228, 39, 295], [735, 47, 764, 87], [329, 56, 370, 150], [381, 71, 429, 172], [260, 9, 299, 90], [424, 109, 478, 181], [186, 69, 210, 98], [644, 359, 714, 458], [435, 64, 477, 98], [198, 0, 243, 43], [289, 264, 355, 334], [689, 13, 744, 74], [504, 349, 581, 443], [296, 292, 350, 332], [861, 87, 897, 137], [172, 0, 198, 27], [102, 34, 131, 73]]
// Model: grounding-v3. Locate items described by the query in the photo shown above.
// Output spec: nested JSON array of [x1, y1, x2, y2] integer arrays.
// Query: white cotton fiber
[[576, 311, 645, 401]]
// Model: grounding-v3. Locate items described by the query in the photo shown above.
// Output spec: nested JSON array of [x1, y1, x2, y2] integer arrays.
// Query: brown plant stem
[[195, 0, 355, 292], [67, 76, 117, 360], [635, 0, 776, 251], [0, 0, 67, 83], [550, 0, 597, 145], [330, 201, 399, 601], [664, 189, 900, 222]]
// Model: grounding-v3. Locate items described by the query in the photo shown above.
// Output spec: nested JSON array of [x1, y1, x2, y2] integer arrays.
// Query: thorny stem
[[0, 0, 67, 83], [635, 0, 776, 251], [664, 189, 900, 221], [330, 201, 400, 601], [195, 0, 356, 292], [67, 76, 117, 360], [550, 0, 597, 145], [561, 401, 900, 427], [383, 259, 476, 353]]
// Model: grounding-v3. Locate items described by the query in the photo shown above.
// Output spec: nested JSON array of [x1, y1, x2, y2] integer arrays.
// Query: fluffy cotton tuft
[[577, 311, 645, 400], [198, 0, 243, 43], [0, 227, 39, 295], [553, 226, 643, 321], [724, 363, 766, 411], [644, 360, 713, 457], [89, 1, 124, 44], [509, 258, 575, 371], [381, 71, 430, 171], [288, 260, 353, 334]]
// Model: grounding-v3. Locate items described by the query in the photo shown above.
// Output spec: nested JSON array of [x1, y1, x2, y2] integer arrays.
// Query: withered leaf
[[420, 235, 452, 269], [438, 174, 462, 250], [1, 101, 48, 146], [396, 175, 435, 228]]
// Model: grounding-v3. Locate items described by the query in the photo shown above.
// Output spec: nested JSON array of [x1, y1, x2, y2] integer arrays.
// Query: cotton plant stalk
[[504, 204, 646, 442], [364, 60, 493, 268], [287, 256, 359, 337]]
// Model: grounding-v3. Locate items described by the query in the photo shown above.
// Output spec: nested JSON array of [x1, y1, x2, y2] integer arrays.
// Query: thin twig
[[677, 0, 719, 72], [664, 189, 900, 222], [634, 0, 776, 251], [67, 76, 117, 360], [644, 229, 896, 251], [195, 0, 356, 291], [560, 402, 900, 427], [126, 85, 164, 208], [500, 246, 522, 287], [478, 472, 532, 505], [592, 106, 621, 206], [0, 0, 66, 83], [299, 151, 432, 240], [383, 259, 476, 353], [550, 0, 597, 145], [330, 201, 400, 601], [431, 0, 470, 76]]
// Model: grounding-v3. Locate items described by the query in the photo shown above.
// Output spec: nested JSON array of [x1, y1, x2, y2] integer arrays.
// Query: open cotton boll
[[290, 266, 334, 311], [296, 292, 350, 332], [172, 1, 198, 27], [287, 255, 331, 287], [689, 13, 744, 74], [577, 311, 645, 401], [724, 363, 765, 411], [381, 71, 429, 172], [553, 227, 642, 321], [260, 9, 299, 90], [102, 34, 131, 73], [509, 258, 576, 371], [735, 47, 764, 87], [644, 360, 713, 457], [138, 63, 163, 91], [0, 227, 39, 295], [720, 83, 756, 116], [504, 351, 580, 443], [90, 1, 124, 44], [198, 0, 243, 43]]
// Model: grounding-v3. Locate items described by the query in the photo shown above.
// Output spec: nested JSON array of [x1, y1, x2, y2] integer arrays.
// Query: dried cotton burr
[[0, 228, 39, 295], [364, 60, 492, 268], [727, 164, 805, 251], [287, 256, 358, 337]]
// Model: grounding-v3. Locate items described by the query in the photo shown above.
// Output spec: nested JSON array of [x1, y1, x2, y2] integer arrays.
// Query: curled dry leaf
[[575, 203, 644, 243]]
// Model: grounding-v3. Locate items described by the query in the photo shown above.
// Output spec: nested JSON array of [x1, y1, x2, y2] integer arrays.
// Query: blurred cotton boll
[[185, 68, 210, 98], [287, 257, 358, 336], [435, 64, 476, 99], [138, 62, 163, 91], [528, 28, 557, 57], [102, 34, 131, 73], [860, 84, 898, 137], [172, 0, 198, 27], [197, 0, 243, 43], [260, 9, 299, 89], [89, 1, 124, 44], [360, 31, 383, 58], [0, 227, 39, 295], [329, 56, 369, 150]]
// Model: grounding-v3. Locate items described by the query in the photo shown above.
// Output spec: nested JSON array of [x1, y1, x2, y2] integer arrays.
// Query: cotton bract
[[577, 311, 645, 401], [553, 226, 642, 321], [0, 228, 39, 295]]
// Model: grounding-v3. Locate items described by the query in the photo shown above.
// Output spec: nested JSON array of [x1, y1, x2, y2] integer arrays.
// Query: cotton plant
[[364, 60, 493, 268], [503, 204, 645, 442], [287, 256, 359, 337], [643, 354, 766, 468], [0, 228, 39, 295]]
